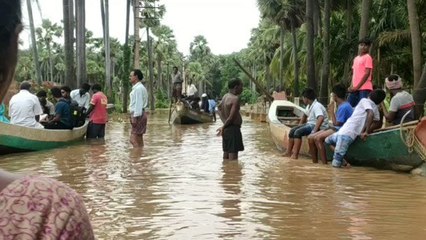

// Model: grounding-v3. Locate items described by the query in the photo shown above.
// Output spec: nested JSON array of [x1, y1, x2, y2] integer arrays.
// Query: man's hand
[[360, 132, 368, 141], [327, 102, 335, 113], [347, 86, 354, 92], [216, 126, 224, 136]]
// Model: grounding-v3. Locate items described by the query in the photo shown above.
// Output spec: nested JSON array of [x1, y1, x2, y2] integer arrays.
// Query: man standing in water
[[217, 78, 244, 160], [129, 69, 149, 147]]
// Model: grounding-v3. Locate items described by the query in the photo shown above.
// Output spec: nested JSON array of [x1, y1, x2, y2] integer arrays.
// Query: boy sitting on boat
[[283, 88, 329, 159], [325, 89, 386, 168]]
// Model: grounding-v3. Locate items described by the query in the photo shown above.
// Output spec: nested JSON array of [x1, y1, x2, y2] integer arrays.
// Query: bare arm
[[313, 116, 324, 133], [360, 109, 374, 140], [299, 115, 307, 125], [380, 102, 396, 122]]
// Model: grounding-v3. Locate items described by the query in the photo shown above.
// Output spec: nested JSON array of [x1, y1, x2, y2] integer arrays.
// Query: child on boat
[[283, 88, 329, 159]]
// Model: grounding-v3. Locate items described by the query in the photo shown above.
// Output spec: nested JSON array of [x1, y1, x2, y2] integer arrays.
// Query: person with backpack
[[45, 86, 73, 130]]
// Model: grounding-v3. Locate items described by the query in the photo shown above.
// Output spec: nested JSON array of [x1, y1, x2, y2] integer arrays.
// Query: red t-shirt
[[352, 54, 373, 91], [89, 92, 108, 124]]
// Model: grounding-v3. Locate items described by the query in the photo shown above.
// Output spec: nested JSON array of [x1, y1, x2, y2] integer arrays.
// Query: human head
[[385, 74, 403, 91], [60, 86, 71, 99], [20, 81, 32, 91], [358, 37, 372, 54], [201, 93, 207, 99], [51, 87, 61, 98], [91, 83, 102, 93], [331, 83, 347, 101], [80, 82, 91, 94], [36, 89, 47, 99], [302, 88, 316, 104], [369, 89, 386, 105], [173, 66, 178, 74], [228, 78, 243, 95], [0, 0, 22, 103], [130, 69, 143, 85]]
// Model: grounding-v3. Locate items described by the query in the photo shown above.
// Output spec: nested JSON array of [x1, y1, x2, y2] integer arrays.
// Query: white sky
[[21, 0, 260, 55]]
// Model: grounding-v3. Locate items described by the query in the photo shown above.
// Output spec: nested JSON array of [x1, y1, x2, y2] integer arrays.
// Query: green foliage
[[155, 90, 170, 109], [240, 89, 259, 105]]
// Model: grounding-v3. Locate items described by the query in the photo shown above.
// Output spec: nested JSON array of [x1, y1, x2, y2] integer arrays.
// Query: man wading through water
[[217, 78, 244, 160]]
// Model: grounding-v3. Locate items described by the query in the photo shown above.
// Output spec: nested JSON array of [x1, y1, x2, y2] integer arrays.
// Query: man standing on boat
[[129, 69, 148, 147], [217, 78, 244, 160], [172, 66, 183, 103]]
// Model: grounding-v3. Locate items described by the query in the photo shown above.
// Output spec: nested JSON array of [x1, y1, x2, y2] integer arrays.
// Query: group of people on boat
[[1, 80, 109, 139], [284, 38, 416, 168]]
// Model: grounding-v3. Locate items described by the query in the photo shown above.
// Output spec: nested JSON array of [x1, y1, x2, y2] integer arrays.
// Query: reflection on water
[[1, 111, 426, 239]]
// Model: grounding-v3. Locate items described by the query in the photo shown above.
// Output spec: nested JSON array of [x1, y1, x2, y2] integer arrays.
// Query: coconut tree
[[189, 35, 212, 93], [122, 0, 131, 113], [26, 0, 42, 84], [75, 0, 87, 87], [63, 0, 74, 88], [319, 0, 331, 104], [359, 0, 372, 40], [306, 0, 316, 90], [152, 25, 176, 93]]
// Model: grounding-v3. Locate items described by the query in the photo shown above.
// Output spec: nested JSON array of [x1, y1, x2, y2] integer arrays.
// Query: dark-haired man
[[45, 86, 73, 129], [325, 89, 386, 168], [9, 81, 44, 128], [347, 37, 374, 107], [71, 82, 91, 112], [217, 78, 244, 160], [36, 89, 55, 119], [85, 84, 108, 139], [129, 69, 148, 147], [172, 66, 183, 102]]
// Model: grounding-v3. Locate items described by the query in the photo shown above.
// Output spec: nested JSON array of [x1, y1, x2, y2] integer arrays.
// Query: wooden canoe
[[171, 101, 214, 124], [267, 100, 426, 172], [0, 121, 88, 155]]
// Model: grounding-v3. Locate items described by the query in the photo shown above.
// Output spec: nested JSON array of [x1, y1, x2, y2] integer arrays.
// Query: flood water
[[1, 111, 426, 239]]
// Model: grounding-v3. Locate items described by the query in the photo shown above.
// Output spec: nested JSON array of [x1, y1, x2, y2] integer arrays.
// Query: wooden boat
[[170, 101, 214, 124], [268, 100, 426, 172], [0, 121, 88, 155]]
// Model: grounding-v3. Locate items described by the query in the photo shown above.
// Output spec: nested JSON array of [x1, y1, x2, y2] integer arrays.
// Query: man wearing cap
[[381, 74, 415, 125], [347, 37, 374, 107]]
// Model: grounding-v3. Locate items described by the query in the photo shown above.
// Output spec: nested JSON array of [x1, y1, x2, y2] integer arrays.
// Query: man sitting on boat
[[381, 74, 415, 125], [283, 88, 329, 159], [308, 84, 353, 164], [325, 89, 386, 168], [8, 81, 44, 128], [36, 89, 55, 121], [44, 86, 73, 130], [70, 82, 91, 113]]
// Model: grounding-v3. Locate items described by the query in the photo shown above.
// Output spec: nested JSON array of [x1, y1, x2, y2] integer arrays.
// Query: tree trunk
[[407, 0, 422, 88], [101, 0, 112, 97], [343, 0, 353, 84], [313, 0, 322, 37], [75, 0, 87, 88], [47, 40, 54, 82], [27, 0, 42, 85], [63, 0, 75, 88], [133, 0, 140, 69], [413, 63, 426, 117], [320, 0, 331, 105], [290, 19, 300, 97], [306, 0, 317, 90], [279, 23, 285, 88], [147, 27, 155, 111], [359, 0, 371, 40], [157, 58, 163, 91], [122, 0, 131, 113]]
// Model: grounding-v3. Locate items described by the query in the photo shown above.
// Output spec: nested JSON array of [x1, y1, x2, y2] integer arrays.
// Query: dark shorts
[[86, 122, 106, 139], [288, 124, 314, 139], [223, 125, 244, 153], [131, 112, 147, 135], [348, 90, 371, 107]]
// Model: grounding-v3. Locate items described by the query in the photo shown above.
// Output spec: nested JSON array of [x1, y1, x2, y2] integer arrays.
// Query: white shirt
[[70, 89, 91, 110], [338, 98, 380, 140], [9, 90, 44, 128], [129, 82, 148, 117], [187, 84, 198, 97], [305, 99, 329, 129]]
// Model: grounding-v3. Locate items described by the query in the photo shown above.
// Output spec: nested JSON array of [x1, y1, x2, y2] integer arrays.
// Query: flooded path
[[1, 111, 426, 239]]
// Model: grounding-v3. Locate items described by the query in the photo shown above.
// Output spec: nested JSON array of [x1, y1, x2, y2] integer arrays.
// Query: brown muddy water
[[1, 111, 426, 239]]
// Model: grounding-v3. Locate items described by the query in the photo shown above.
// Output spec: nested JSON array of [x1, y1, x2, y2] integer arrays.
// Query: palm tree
[[100, 0, 112, 96], [63, 0, 74, 88], [26, 0, 42, 84], [133, 0, 140, 69], [359, 0, 372, 39], [320, 0, 331, 104], [306, 0, 316, 90], [75, 0, 87, 87], [122, 0, 131, 113]]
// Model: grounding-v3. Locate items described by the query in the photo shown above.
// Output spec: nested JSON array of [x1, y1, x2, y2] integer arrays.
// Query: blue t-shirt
[[335, 101, 353, 130], [208, 99, 216, 113], [55, 99, 72, 128]]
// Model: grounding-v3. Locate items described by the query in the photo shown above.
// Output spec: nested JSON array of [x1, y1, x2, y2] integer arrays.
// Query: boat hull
[[268, 100, 425, 172], [171, 103, 213, 124], [0, 121, 88, 154]]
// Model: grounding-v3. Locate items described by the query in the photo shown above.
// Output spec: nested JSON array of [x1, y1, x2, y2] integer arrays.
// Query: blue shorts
[[288, 124, 314, 139], [347, 90, 371, 107], [325, 133, 354, 167]]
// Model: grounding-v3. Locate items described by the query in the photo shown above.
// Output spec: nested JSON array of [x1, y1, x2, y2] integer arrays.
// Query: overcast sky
[[21, 0, 260, 55]]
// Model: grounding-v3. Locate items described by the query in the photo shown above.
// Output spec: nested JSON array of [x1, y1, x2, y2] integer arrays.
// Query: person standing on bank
[[85, 84, 108, 139], [217, 78, 244, 160], [129, 69, 149, 147], [347, 37, 374, 107], [172, 66, 183, 102]]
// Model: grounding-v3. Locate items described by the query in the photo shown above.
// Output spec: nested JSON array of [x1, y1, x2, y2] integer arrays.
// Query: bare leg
[[308, 134, 318, 163], [291, 138, 302, 159], [283, 138, 294, 157], [228, 152, 238, 160], [315, 129, 334, 164], [223, 152, 229, 160]]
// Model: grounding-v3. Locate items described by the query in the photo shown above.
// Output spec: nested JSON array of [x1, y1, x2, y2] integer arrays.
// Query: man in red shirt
[[85, 84, 108, 139]]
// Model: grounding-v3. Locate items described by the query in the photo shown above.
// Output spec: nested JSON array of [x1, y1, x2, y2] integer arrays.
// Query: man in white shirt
[[325, 89, 386, 168], [129, 69, 148, 147], [186, 78, 198, 98], [70, 83, 91, 111], [9, 81, 44, 128]]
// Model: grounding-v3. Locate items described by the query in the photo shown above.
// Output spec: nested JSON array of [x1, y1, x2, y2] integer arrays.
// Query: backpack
[[70, 100, 85, 128]]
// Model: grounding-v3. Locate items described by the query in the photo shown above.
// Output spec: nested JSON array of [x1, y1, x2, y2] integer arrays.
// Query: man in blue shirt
[[45, 86, 73, 129]]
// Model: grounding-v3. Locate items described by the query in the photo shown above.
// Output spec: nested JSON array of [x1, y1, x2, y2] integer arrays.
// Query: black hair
[[51, 87, 61, 98], [302, 88, 316, 100], [332, 84, 346, 99], [61, 86, 71, 94], [36, 89, 47, 98], [20, 81, 31, 90], [387, 74, 400, 81], [369, 89, 386, 104], [81, 82, 91, 91], [228, 78, 242, 90], [358, 37, 372, 46], [91, 83, 102, 91], [173, 66, 178, 70], [133, 69, 144, 81], [0, 0, 22, 44]]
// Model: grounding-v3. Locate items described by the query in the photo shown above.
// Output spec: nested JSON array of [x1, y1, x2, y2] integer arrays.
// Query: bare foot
[[282, 151, 291, 157], [290, 154, 298, 159]]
